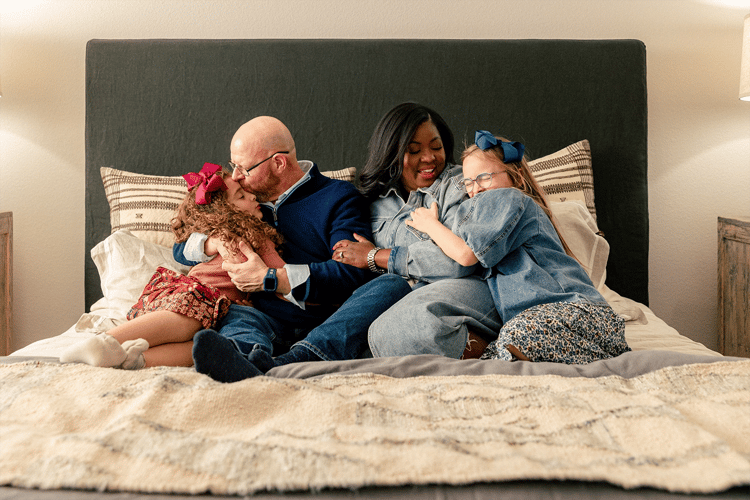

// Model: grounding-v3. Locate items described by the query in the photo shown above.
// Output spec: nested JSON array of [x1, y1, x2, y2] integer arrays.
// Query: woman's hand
[[332, 233, 374, 269], [405, 202, 441, 234]]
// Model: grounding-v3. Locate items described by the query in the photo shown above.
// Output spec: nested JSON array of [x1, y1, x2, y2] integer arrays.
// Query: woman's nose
[[421, 150, 435, 162]]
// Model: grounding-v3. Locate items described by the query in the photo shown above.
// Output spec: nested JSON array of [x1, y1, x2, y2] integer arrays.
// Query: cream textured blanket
[[1, 359, 749, 495]]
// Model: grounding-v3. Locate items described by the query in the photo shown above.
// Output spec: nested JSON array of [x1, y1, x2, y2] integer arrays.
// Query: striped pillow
[[101, 167, 187, 247], [529, 140, 596, 220], [101, 166, 358, 247], [321, 167, 356, 182]]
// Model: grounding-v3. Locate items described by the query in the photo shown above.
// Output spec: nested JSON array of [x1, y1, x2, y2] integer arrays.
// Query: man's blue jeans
[[215, 274, 411, 361]]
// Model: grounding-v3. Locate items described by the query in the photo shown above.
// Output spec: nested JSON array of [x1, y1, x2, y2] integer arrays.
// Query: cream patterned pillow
[[100, 167, 187, 247], [321, 167, 356, 182], [529, 140, 596, 220], [101, 166, 357, 248]]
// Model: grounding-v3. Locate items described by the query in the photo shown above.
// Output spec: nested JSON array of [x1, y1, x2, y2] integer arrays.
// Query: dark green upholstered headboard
[[85, 39, 647, 310]]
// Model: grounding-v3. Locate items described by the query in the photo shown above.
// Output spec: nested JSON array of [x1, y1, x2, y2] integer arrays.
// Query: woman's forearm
[[374, 248, 391, 269]]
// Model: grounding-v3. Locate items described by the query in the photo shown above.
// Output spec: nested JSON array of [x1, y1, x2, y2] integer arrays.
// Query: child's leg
[[60, 311, 202, 368], [482, 303, 577, 362], [109, 310, 202, 346], [142, 341, 194, 367], [481, 302, 627, 364]]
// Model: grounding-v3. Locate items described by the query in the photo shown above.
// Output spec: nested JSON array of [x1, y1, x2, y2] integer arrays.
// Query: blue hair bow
[[474, 130, 525, 163]]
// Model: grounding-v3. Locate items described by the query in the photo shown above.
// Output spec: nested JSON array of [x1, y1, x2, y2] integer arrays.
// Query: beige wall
[[1, 0, 749, 353]]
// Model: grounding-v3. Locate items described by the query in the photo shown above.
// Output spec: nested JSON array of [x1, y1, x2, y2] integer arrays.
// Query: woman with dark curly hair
[[60, 163, 284, 369]]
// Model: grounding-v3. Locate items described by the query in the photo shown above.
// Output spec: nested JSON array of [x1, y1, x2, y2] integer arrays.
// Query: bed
[[1, 39, 749, 500]]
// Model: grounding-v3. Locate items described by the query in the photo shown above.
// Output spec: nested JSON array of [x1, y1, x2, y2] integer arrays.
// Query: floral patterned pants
[[480, 301, 629, 364]]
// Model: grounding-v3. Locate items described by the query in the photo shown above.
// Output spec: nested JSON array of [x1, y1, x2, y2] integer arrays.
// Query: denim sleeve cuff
[[184, 233, 212, 263], [283, 264, 310, 310], [388, 246, 408, 276]]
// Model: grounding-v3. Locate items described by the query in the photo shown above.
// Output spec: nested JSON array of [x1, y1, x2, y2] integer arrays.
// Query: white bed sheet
[[10, 285, 721, 359]]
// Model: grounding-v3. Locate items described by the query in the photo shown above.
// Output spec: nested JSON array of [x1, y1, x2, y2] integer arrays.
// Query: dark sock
[[192, 329, 263, 383], [273, 346, 323, 367], [246, 347, 276, 373]]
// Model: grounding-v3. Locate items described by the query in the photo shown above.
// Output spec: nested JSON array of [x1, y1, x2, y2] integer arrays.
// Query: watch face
[[263, 268, 277, 292]]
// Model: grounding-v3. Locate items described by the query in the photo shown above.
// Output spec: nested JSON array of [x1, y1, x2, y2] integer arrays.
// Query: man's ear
[[271, 153, 287, 173]]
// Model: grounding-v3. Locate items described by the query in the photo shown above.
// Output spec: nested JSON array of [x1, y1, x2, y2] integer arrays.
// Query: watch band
[[367, 247, 385, 274], [263, 268, 278, 292]]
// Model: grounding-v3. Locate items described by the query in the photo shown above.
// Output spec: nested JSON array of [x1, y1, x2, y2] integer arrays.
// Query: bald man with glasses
[[173, 116, 411, 382]]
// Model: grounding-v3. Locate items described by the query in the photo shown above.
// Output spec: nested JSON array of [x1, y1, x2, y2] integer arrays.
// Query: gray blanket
[[3, 349, 739, 378], [267, 349, 740, 379]]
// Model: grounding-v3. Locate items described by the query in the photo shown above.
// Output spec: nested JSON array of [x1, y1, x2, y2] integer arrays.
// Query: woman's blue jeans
[[215, 274, 412, 361], [368, 275, 501, 359]]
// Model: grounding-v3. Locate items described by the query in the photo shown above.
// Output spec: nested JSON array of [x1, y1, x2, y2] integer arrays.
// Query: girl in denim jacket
[[406, 131, 630, 364]]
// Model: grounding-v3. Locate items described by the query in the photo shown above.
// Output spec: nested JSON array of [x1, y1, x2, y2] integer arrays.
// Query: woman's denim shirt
[[370, 165, 478, 284], [454, 188, 607, 321]]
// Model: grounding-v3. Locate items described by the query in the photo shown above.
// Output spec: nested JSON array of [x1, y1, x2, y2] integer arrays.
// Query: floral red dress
[[127, 241, 284, 329]]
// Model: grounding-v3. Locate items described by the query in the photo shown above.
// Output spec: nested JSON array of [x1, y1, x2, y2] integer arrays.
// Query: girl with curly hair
[[61, 163, 284, 369]]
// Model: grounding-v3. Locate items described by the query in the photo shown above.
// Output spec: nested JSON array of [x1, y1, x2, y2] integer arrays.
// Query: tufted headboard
[[85, 39, 648, 310]]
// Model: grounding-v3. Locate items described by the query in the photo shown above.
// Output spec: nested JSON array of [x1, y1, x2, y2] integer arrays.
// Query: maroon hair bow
[[182, 163, 228, 205]]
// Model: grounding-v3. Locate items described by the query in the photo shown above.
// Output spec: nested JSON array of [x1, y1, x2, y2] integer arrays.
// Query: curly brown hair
[[172, 170, 283, 258]]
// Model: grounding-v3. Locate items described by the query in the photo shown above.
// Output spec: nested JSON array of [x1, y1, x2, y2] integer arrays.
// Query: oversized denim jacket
[[370, 165, 478, 284], [453, 188, 608, 321]]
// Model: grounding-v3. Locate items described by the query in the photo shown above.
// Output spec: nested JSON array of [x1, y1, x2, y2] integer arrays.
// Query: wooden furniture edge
[[0, 212, 12, 356], [717, 216, 750, 357]]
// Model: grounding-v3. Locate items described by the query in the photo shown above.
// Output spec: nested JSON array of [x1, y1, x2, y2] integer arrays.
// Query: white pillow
[[90, 229, 192, 318], [549, 200, 609, 291]]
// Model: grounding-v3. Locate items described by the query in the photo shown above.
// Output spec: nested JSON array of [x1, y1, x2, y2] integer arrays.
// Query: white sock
[[120, 339, 149, 370], [59, 333, 127, 367]]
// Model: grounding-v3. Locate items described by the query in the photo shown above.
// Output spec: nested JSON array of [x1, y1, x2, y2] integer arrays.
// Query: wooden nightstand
[[718, 216, 750, 358], [0, 212, 11, 356]]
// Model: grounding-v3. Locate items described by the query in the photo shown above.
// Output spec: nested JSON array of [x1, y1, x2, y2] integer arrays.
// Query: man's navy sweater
[[174, 164, 372, 321]]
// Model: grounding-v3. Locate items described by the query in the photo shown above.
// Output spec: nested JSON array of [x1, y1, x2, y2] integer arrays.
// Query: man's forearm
[[274, 267, 291, 295]]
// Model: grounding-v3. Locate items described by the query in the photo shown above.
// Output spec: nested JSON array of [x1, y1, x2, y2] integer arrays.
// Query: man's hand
[[221, 240, 291, 294], [220, 240, 268, 293]]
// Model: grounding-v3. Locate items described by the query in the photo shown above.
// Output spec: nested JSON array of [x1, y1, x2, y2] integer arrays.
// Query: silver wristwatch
[[367, 247, 385, 274]]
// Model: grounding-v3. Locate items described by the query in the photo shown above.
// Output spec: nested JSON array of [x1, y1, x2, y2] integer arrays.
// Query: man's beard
[[250, 187, 274, 203], [243, 172, 279, 203]]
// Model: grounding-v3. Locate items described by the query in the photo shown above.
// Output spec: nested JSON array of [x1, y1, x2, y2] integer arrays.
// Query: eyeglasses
[[228, 151, 289, 177], [460, 171, 505, 192]]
